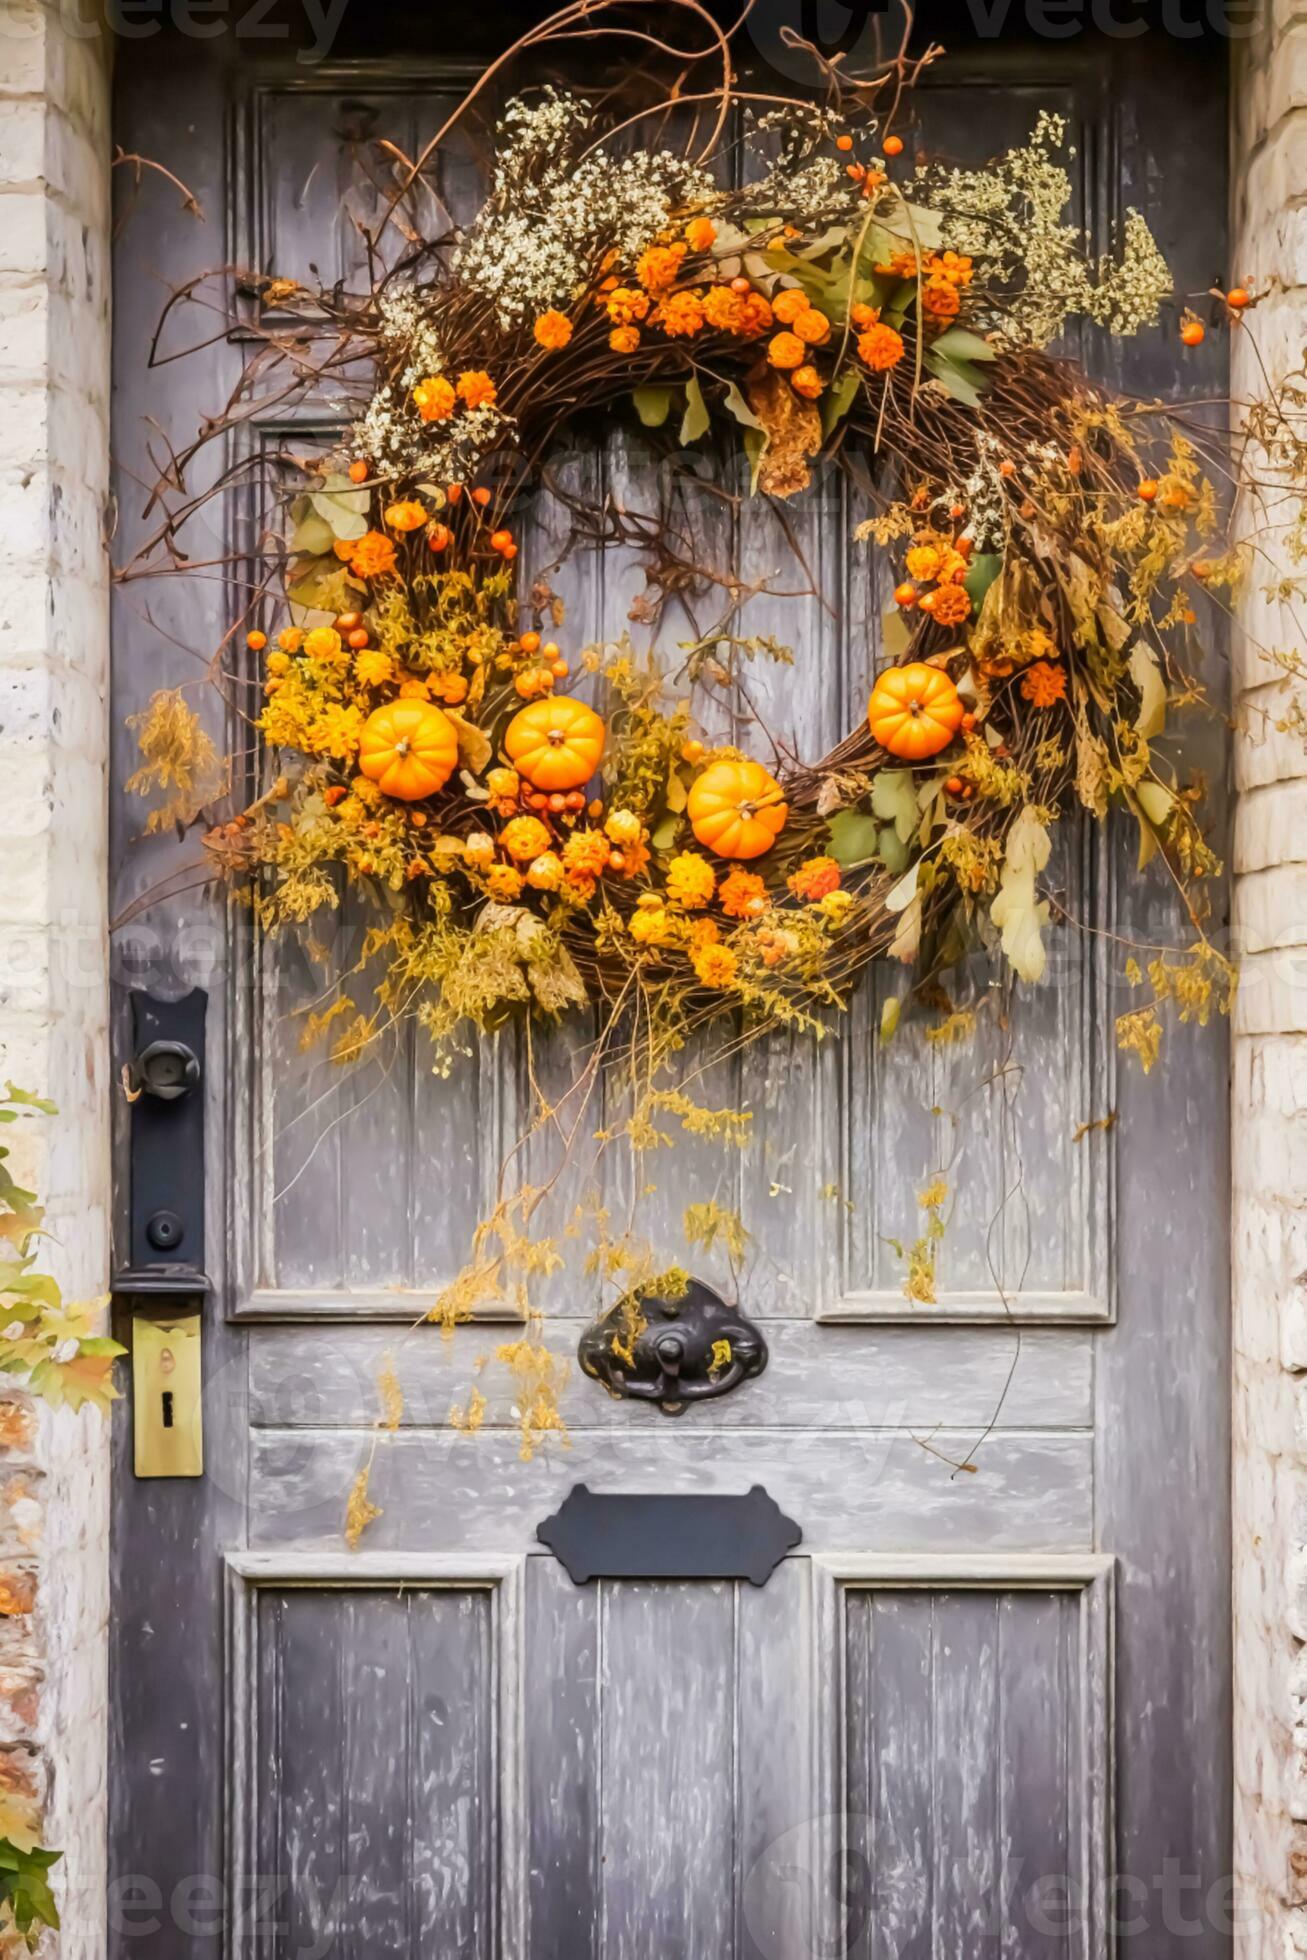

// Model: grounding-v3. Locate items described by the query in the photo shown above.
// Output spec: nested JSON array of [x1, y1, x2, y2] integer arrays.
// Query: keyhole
[[161, 1391, 174, 1430]]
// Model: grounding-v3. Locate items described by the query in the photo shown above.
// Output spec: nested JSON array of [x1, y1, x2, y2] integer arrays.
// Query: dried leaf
[[743, 364, 821, 499], [990, 808, 1052, 983]]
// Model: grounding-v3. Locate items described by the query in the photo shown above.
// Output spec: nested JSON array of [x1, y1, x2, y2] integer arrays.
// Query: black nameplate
[[537, 1484, 801, 1587]]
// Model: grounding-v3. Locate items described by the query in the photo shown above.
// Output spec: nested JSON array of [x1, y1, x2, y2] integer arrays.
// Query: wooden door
[[108, 11, 1231, 1956]]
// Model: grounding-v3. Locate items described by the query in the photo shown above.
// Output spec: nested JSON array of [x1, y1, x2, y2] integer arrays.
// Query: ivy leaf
[[0, 1835, 61, 1946], [928, 326, 998, 364], [962, 552, 1003, 613], [633, 385, 674, 429], [680, 374, 710, 445], [871, 769, 918, 845], [2, 1087, 56, 1116], [1128, 642, 1167, 740], [990, 808, 1052, 983], [826, 809, 879, 867]]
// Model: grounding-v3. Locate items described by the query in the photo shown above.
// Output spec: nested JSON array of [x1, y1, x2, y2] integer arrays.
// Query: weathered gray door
[[109, 12, 1230, 1957]]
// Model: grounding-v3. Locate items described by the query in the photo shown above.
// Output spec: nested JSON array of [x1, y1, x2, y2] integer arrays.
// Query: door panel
[[110, 13, 1230, 1959]]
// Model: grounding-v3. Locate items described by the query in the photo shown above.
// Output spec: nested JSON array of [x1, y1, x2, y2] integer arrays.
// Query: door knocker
[[578, 1276, 768, 1416]]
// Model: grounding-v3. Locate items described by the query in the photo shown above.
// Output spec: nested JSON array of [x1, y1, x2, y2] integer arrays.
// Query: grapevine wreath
[[123, 1, 1257, 1452]]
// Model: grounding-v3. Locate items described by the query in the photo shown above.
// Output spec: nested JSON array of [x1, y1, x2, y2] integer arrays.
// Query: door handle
[[114, 990, 212, 1477]]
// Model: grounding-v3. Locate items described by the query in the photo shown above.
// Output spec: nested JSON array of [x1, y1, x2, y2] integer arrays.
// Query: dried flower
[[789, 856, 841, 901], [666, 852, 716, 909], [533, 310, 573, 350], [1020, 660, 1068, 707], [413, 376, 456, 422]]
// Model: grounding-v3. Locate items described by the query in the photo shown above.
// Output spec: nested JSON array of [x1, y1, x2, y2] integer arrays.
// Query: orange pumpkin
[[357, 699, 459, 800], [686, 758, 788, 860], [504, 695, 606, 792], [867, 662, 964, 761]]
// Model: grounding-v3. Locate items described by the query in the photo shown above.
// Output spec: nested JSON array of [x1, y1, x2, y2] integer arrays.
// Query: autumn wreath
[[123, 1, 1255, 1433]]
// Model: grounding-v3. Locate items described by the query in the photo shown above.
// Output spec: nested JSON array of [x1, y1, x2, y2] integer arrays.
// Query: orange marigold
[[412, 376, 456, 422], [739, 292, 774, 337], [533, 310, 573, 350], [691, 943, 739, 989], [875, 250, 919, 279], [792, 364, 824, 400], [772, 288, 808, 325], [1020, 660, 1068, 708], [718, 869, 769, 919], [927, 250, 974, 288], [635, 242, 686, 292], [905, 544, 943, 581], [684, 216, 717, 253], [485, 863, 524, 902], [666, 851, 716, 909], [768, 330, 806, 370], [562, 828, 610, 880], [343, 531, 397, 579], [922, 279, 960, 319], [788, 856, 841, 902], [793, 305, 832, 345], [654, 290, 705, 338], [702, 285, 748, 334], [606, 285, 651, 326], [926, 583, 972, 627], [609, 325, 641, 354], [501, 815, 552, 862], [457, 369, 497, 408], [384, 499, 427, 532], [858, 324, 905, 371]]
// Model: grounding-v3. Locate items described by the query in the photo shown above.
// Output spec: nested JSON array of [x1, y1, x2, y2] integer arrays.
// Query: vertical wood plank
[[525, 1558, 601, 1960]]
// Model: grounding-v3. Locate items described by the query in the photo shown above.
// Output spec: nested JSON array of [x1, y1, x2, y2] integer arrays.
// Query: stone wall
[[0, 4, 112, 1954], [1232, 3, 1307, 1952]]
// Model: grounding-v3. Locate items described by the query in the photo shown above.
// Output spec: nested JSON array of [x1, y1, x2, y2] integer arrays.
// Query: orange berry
[[1181, 320, 1205, 347], [730, 276, 751, 294], [335, 612, 363, 632], [427, 523, 451, 552], [836, 133, 854, 152], [882, 133, 904, 157], [945, 776, 964, 796], [565, 791, 586, 811], [528, 791, 550, 811], [893, 581, 917, 608], [348, 459, 369, 483], [519, 631, 541, 654], [472, 487, 491, 507], [1227, 287, 1250, 309], [246, 629, 267, 651], [960, 711, 977, 732], [347, 628, 369, 650], [542, 642, 559, 659], [548, 792, 568, 813], [446, 482, 464, 504], [490, 528, 514, 554], [1192, 559, 1212, 580], [550, 658, 569, 678], [998, 459, 1017, 478], [1137, 478, 1159, 502], [682, 738, 706, 763], [500, 541, 519, 561]]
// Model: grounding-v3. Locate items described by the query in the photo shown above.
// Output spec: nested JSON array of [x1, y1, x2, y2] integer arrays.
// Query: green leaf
[[877, 826, 910, 875], [290, 506, 335, 557], [633, 385, 674, 429], [721, 381, 764, 433], [922, 348, 987, 409], [308, 477, 370, 543], [826, 809, 879, 868], [1128, 642, 1167, 740], [962, 552, 1003, 613], [928, 326, 998, 363], [879, 995, 902, 1045], [743, 426, 766, 496], [1, 1088, 55, 1116], [650, 814, 681, 852], [680, 374, 710, 445], [871, 769, 918, 845], [880, 607, 912, 661], [1136, 779, 1174, 828], [820, 365, 862, 438]]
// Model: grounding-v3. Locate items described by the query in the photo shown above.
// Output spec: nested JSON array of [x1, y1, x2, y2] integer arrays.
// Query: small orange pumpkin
[[686, 758, 788, 860], [867, 663, 964, 761], [357, 699, 459, 800], [504, 695, 606, 792]]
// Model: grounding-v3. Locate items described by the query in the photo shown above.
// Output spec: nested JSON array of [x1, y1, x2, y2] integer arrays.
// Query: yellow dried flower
[[353, 649, 393, 687], [666, 852, 716, 910], [485, 864, 524, 901], [501, 815, 552, 862], [303, 626, 344, 662], [563, 829, 610, 879], [691, 943, 739, 988]]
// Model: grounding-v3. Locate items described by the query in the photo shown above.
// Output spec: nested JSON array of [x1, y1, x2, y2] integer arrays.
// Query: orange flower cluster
[[1019, 660, 1068, 707]]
